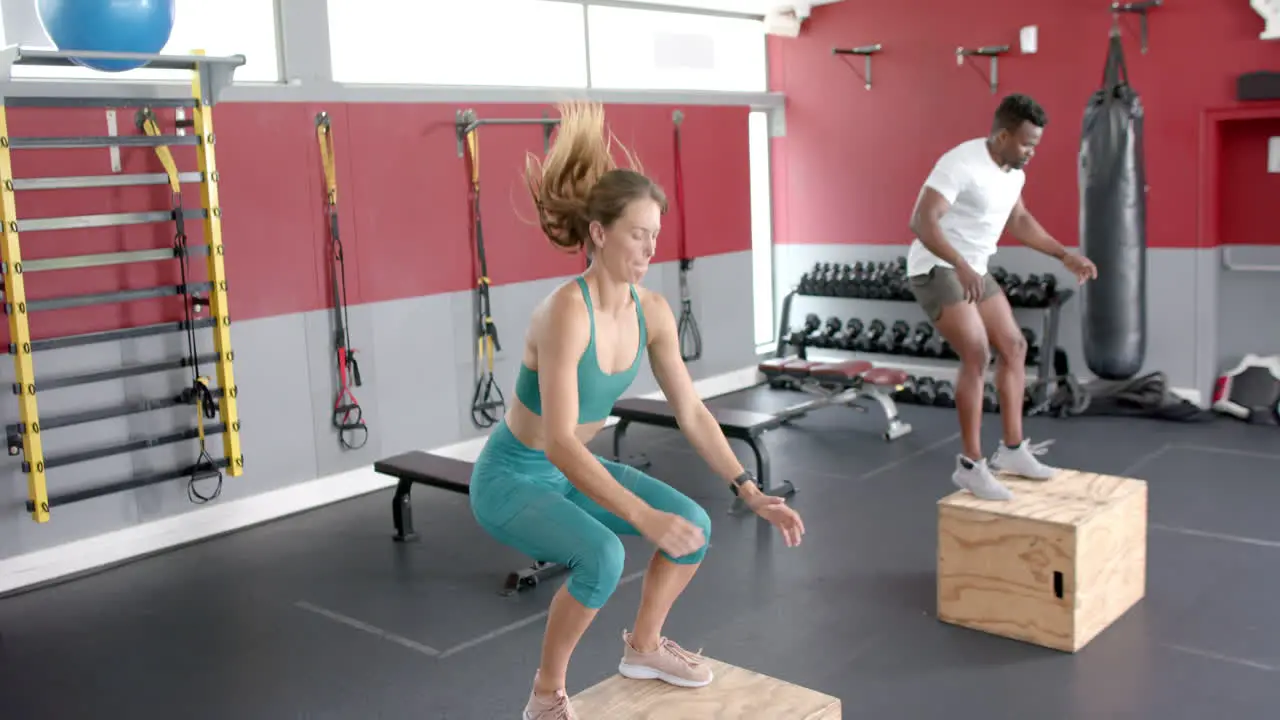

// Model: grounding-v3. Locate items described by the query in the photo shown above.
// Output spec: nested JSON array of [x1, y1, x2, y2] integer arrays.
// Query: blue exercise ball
[[36, 0, 177, 72]]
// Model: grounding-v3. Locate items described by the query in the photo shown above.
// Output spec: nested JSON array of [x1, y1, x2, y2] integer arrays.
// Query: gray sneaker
[[951, 455, 1013, 501]]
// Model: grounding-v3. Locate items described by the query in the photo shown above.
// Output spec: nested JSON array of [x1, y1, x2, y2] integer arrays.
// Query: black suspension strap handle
[[463, 121, 506, 428], [672, 110, 702, 363], [138, 108, 224, 501], [316, 112, 369, 451]]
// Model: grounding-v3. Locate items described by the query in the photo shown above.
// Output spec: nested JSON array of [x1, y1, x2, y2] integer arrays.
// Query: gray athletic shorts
[[907, 267, 1003, 321]]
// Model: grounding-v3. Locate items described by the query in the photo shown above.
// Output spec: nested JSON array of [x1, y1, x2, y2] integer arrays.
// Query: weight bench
[[758, 358, 913, 441], [609, 397, 795, 514], [373, 450, 567, 596]]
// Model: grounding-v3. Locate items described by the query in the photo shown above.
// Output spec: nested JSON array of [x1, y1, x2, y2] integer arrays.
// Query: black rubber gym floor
[[1, 385, 1277, 720]]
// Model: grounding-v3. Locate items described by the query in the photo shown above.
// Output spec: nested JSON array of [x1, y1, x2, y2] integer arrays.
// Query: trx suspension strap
[[672, 110, 702, 362], [315, 112, 369, 450], [462, 121, 505, 428], [138, 109, 222, 503]]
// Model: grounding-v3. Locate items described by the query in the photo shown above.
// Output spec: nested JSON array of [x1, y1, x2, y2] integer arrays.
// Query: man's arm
[[1005, 195, 1067, 259], [909, 187, 970, 269], [908, 155, 970, 269], [642, 291, 762, 499], [539, 290, 653, 525]]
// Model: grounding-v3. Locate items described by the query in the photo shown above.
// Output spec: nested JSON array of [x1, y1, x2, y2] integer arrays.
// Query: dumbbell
[[1002, 272, 1023, 302], [787, 313, 820, 347], [901, 321, 934, 355], [835, 317, 864, 349], [853, 319, 886, 352], [833, 265, 856, 297], [982, 382, 999, 413], [920, 331, 946, 358], [914, 376, 937, 405], [803, 314, 829, 346], [893, 374, 917, 403], [812, 316, 843, 347], [798, 263, 823, 295], [876, 320, 911, 354], [1019, 274, 1057, 306], [933, 380, 956, 408]]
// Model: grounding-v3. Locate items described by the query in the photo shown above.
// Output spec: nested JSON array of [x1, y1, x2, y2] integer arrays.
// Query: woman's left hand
[[747, 494, 805, 547]]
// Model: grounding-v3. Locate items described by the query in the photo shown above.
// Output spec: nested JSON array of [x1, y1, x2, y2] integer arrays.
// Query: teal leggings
[[469, 422, 711, 609]]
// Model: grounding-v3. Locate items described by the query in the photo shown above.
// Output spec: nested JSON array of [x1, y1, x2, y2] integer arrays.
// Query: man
[[906, 93, 1097, 501]]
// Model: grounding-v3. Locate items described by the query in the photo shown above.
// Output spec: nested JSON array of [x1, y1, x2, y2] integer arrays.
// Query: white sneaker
[[951, 455, 1013, 501], [990, 439, 1058, 480]]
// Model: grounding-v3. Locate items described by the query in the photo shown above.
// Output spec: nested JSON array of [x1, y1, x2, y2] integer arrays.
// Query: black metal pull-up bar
[[454, 108, 560, 158], [832, 44, 883, 90]]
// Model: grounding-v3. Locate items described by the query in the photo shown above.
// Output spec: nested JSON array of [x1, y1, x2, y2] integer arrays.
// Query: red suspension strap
[[672, 109, 702, 362]]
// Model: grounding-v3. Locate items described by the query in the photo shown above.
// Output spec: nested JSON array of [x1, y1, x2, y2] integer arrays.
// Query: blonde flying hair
[[524, 101, 667, 254]]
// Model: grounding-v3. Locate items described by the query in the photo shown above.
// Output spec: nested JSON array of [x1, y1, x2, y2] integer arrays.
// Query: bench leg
[[391, 478, 418, 542], [501, 560, 569, 597], [859, 386, 913, 442], [730, 435, 796, 515], [610, 418, 651, 469]]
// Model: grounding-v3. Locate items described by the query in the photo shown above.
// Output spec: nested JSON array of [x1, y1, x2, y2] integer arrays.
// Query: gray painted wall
[[772, 243, 1279, 403], [0, 251, 756, 561]]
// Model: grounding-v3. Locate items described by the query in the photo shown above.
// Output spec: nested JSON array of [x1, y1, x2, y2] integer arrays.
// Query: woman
[[467, 101, 806, 720]]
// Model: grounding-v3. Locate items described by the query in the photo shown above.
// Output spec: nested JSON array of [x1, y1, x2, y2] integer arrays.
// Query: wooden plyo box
[[936, 469, 1147, 652], [571, 657, 841, 719]]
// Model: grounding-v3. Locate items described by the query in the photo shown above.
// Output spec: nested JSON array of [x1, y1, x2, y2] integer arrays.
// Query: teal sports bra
[[514, 276, 647, 424]]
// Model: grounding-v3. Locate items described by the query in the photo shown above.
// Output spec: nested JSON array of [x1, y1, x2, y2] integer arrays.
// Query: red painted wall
[[2, 101, 750, 342], [767, 0, 1280, 248], [1218, 118, 1280, 245]]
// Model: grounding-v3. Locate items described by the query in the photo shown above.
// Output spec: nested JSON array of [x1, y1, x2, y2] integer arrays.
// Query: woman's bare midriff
[[506, 394, 607, 452]]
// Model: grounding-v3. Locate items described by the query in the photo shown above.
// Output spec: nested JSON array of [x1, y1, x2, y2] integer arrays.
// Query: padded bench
[[610, 397, 795, 512], [757, 357, 913, 441], [373, 450, 567, 596]]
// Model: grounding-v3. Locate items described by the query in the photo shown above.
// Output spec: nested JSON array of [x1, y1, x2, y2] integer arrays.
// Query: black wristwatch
[[730, 471, 756, 496]]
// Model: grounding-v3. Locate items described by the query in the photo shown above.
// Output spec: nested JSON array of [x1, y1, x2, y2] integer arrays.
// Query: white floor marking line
[[1150, 523, 1280, 549], [295, 600, 440, 657], [1163, 643, 1278, 672], [437, 569, 647, 659], [1120, 443, 1171, 476], [860, 432, 962, 481]]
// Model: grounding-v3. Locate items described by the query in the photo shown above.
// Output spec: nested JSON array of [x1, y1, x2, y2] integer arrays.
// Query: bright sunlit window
[[8, 0, 280, 82], [329, 0, 588, 87], [586, 5, 767, 92]]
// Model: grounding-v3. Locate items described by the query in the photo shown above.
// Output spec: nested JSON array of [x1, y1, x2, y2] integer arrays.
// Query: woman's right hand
[[637, 509, 706, 559], [955, 262, 986, 303]]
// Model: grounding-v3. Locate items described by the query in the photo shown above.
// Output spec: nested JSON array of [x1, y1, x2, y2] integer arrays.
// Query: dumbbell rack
[[0, 46, 246, 523], [772, 284, 1074, 408]]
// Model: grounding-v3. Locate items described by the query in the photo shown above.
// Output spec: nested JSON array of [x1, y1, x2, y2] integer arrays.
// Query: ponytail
[[525, 101, 642, 252]]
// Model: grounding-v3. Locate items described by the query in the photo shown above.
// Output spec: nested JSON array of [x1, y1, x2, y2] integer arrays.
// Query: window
[[329, 0, 588, 88], [6, 0, 280, 83], [749, 111, 775, 349], [586, 5, 766, 92]]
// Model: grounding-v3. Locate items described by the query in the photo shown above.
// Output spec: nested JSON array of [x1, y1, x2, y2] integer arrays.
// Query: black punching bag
[[1078, 28, 1147, 380]]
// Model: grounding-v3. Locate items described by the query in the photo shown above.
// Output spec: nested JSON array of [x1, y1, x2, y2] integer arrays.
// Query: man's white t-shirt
[[906, 137, 1025, 277]]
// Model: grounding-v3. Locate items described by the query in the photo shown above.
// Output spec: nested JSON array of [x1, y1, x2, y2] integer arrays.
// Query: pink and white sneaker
[[617, 629, 714, 688]]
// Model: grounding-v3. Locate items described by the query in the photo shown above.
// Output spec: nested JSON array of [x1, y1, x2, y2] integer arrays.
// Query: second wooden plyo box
[[937, 469, 1148, 652]]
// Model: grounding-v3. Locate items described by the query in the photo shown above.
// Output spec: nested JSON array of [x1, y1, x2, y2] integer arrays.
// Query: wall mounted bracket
[[832, 44, 883, 90], [955, 45, 1010, 94], [1112, 0, 1162, 54]]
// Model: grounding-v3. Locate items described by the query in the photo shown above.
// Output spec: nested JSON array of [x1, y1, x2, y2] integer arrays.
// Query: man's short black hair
[[992, 94, 1047, 134]]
